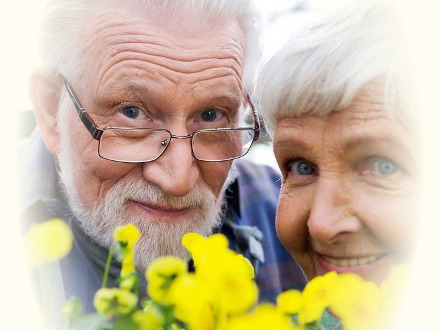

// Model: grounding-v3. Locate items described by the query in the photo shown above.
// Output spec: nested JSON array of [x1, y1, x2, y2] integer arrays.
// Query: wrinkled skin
[[273, 82, 419, 284]]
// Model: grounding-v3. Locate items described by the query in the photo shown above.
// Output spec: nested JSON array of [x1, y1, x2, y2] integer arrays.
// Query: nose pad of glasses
[[161, 139, 170, 147]]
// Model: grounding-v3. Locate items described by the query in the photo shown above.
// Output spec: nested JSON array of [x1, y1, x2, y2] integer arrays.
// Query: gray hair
[[39, 0, 261, 92], [255, 2, 414, 136]]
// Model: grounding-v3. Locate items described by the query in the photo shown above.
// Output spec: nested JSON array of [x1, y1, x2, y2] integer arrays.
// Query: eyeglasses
[[62, 76, 260, 163]]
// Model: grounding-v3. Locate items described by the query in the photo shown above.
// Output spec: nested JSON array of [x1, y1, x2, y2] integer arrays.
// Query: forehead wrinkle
[[274, 113, 404, 154], [332, 103, 414, 142], [101, 35, 245, 69], [81, 17, 245, 84], [100, 52, 243, 81], [95, 57, 243, 103]]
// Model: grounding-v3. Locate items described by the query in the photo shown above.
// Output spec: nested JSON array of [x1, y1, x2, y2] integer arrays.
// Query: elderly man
[[20, 0, 305, 321]]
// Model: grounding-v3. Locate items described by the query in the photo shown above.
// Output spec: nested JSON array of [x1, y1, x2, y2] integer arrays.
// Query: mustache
[[103, 174, 214, 210]]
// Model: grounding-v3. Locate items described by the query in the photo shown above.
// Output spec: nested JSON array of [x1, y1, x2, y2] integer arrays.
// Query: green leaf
[[71, 313, 109, 330], [113, 315, 139, 330], [303, 320, 325, 330]]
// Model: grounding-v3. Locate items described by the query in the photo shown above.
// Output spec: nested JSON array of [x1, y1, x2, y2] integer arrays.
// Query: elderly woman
[[254, 3, 419, 285]]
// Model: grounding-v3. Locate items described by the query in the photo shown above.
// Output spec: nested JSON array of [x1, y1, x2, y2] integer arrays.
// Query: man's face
[[57, 11, 246, 270], [272, 81, 419, 284]]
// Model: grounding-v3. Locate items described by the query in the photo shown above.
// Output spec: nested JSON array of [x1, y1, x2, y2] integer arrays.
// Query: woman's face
[[273, 82, 419, 284]]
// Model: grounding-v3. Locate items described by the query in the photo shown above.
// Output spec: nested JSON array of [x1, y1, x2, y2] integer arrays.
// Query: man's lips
[[129, 199, 191, 216]]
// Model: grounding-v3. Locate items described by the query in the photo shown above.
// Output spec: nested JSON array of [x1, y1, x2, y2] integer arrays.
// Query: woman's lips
[[318, 253, 387, 272], [321, 255, 383, 267]]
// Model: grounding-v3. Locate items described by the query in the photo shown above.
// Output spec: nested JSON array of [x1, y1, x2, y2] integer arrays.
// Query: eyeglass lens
[[98, 128, 255, 162]]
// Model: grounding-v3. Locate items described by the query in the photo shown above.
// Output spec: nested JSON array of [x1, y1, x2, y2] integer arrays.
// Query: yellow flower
[[276, 290, 303, 315], [146, 255, 187, 305], [378, 264, 409, 328], [119, 272, 139, 291], [114, 223, 140, 249], [132, 305, 165, 330], [114, 224, 141, 277], [298, 271, 338, 325], [202, 251, 258, 315], [93, 287, 138, 318], [329, 272, 382, 330], [227, 303, 299, 330], [182, 232, 229, 268], [120, 250, 136, 278], [182, 232, 258, 315], [168, 273, 217, 330], [25, 218, 73, 265]]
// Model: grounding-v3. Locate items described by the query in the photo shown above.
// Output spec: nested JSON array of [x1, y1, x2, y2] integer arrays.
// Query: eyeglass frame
[[61, 75, 260, 163]]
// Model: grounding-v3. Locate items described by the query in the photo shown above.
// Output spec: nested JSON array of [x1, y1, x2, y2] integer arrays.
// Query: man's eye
[[372, 158, 399, 175], [122, 106, 141, 119], [290, 160, 317, 176], [200, 109, 219, 122]]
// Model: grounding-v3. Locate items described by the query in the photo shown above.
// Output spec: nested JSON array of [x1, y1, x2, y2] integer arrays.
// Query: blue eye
[[373, 158, 398, 175], [122, 106, 141, 119], [201, 109, 218, 122], [290, 160, 316, 175]]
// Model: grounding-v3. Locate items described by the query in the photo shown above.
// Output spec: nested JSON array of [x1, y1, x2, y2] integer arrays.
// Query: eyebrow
[[345, 134, 404, 149], [273, 137, 311, 153], [274, 130, 417, 161], [103, 76, 242, 99]]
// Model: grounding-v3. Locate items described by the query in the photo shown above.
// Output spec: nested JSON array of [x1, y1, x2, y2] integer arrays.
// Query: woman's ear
[[29, 68, 62, 154]]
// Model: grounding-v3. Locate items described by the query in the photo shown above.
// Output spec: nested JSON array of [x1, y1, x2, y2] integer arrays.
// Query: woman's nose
[[307, 178, 363, 244]]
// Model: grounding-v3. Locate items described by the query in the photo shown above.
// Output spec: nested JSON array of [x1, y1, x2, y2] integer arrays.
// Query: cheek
[[363, 194, 418, 254], [69, 137, 136, 208], [199, 161, 233, 198], [275, 192, 309, 253]]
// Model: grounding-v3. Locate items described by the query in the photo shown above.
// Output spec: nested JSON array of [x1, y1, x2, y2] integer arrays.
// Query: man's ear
[[29, 68, 63, 154], [242, 94, 249, 109]]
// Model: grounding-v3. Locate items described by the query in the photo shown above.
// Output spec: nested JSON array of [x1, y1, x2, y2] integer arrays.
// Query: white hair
[[255, 2, 415, 136], [39, 0, 261, 93]]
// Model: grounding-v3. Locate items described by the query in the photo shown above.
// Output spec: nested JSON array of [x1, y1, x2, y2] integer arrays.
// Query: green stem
[[102, 243, 116, 288]]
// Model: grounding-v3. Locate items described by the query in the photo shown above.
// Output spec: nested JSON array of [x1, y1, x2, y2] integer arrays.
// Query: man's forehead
[[77, 9, 246, 80], [65, 10, 246, 111]]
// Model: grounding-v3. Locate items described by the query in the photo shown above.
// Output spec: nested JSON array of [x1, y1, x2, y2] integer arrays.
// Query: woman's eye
[[122, 106, 142, 119], [372, 158, 399, 175], [290, 160, 317, 176], [359, 157, 402, 178], [200, 109, 221, 122]]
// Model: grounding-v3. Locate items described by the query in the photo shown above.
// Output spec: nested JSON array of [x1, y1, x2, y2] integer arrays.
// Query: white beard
[[57, 108, 234, 271]]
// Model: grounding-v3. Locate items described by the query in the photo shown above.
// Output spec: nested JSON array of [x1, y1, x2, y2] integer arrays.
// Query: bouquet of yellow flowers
[[26, 220, 407, 330]]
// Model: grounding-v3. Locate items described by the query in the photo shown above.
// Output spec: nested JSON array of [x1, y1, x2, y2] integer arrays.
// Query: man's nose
[[141, 134, 200, 197], [307, 178, 362, 244]]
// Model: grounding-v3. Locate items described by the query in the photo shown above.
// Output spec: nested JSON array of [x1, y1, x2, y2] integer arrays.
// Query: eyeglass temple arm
[[61, 76, 103, 140], [246, 94, 260, 141]]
